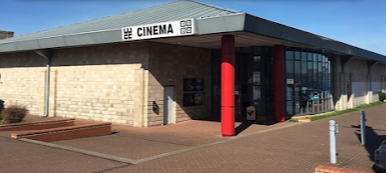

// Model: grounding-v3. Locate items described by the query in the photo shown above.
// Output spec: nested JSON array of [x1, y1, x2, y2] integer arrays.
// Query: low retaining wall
[[315, 165, 372, 173], [0, 119, 75, 131], [11, 122, 111, 142]]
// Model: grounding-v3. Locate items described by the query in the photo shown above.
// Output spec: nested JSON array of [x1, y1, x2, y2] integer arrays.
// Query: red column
[[221, 35, 235, 136], [273, 45, 285, 122]]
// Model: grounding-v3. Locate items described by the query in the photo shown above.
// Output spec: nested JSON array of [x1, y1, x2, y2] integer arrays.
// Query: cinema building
[[0, 1, 385, 135]]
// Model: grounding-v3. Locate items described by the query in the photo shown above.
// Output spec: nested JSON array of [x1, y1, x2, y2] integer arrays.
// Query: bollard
[[360, 111, 367, 145], [329, 120, 339, 164]]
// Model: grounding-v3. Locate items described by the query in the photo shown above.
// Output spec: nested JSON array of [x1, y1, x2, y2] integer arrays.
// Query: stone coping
[[0, 118, 75, 128], [11, 122, 111, 139]]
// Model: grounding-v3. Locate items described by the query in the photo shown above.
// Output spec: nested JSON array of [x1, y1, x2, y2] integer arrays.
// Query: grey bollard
[[329, 120, 339, 164], [360, 111, 367, 145]]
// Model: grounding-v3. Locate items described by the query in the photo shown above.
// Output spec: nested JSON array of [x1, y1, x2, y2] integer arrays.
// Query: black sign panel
[[183, 78, 205, 106]]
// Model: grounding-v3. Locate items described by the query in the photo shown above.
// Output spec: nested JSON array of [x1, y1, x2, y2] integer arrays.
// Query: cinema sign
[[121, 19, 195, 41]]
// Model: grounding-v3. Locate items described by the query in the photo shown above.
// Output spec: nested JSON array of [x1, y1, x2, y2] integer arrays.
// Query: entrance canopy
[[0, 0, 385, 63]]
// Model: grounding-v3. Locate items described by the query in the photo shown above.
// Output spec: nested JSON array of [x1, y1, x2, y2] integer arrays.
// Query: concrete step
[[11, 122, 111, 142], [0, 118, 75, 131]]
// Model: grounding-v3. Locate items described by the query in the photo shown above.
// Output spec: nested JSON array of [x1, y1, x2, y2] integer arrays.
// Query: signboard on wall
[[183, 78, 205, 106], [121, 19, 195, 41], [247, 106, 256, 120], [287, 79, 294, 84]]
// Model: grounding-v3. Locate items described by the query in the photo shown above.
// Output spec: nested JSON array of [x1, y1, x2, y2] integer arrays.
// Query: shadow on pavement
[[351, 125, 386, 172], [196, 116, 278, 136]]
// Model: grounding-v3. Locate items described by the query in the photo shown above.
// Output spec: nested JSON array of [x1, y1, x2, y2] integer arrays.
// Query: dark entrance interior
[[211, 46, 274, 122]]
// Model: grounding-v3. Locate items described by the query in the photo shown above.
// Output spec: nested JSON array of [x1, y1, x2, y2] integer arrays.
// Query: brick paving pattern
[[0, 136, 128, 173], [107, 104, 386, 173], [1, 104, 386, 172]]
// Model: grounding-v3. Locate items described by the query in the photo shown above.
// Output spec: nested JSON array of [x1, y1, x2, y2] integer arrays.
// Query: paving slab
[[105, 104, 386, 173], [5, 105, 386, 173], [53, 120, 291, 161], [0, 136, 128, 173], [110, 120, 292, 146], [55, 134, 190, 160]]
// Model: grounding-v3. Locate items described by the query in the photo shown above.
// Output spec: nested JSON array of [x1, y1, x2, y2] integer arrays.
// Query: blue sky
[[1, 0, 385, 55]]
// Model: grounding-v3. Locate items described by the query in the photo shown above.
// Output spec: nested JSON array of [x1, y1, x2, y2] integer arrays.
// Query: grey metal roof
[[0, 0, 385, 63], [0, 0, 239, 44]]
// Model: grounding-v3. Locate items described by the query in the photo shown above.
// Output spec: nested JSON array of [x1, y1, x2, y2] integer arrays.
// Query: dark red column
[[273, 45, 285, 122], [221, 35, 235, 136]]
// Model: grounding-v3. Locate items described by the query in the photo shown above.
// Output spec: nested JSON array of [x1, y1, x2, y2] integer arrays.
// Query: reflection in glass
[[285, 50, 332, 117]]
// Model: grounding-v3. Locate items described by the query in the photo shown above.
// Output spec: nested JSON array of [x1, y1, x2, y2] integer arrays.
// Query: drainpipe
[[34, 49, 53, 117]]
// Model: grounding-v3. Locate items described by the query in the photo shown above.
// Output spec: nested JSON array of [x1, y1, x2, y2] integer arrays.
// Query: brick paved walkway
[[1, 104, 386, 172], [54, 120, 291, 160], [105, 104, 386, 173], [0, 136, 127, 173]]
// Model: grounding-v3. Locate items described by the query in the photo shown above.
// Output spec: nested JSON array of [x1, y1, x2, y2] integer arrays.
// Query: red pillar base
[[221, 107, 235, 136]]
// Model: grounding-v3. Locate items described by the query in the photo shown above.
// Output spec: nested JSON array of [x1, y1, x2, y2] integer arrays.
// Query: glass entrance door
[[211, 47, 273, 121], [234, 47, 273, 121]]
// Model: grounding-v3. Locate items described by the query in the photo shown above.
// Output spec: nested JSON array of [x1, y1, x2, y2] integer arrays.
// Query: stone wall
[[0, 42, 149, 126], [50, 43, 148, 126], [370, 63, 386, 102], [334, 56, 386, 110], [345, 58, 370, 107], [0, 52, 46, 114], [0, 41, 212, 127], [146, 42, 211, 126]]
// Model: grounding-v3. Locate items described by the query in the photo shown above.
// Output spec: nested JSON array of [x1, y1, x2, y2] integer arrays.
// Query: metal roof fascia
[[0, 29, 122, 53], [243, 14, 386, 63], [196, 13, 246, 35]]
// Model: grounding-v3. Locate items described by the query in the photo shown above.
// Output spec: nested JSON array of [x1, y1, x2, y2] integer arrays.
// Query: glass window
[[313, 60, 318, 88], [308, 53, 313, 61], [301, 62, 307, 75], [286, 60, 294, 74], [285, 51, 332, 117], [307, 62, 313, 88], [294, 101, 301, 115], [286, 51, 294, 60], [286, 101, 294, 116], [295, 51, 301, 60], [286, 86, 293, 100], [318, 62, 322, 89], [294, 61, 301, 80], [301, 52, 307, 61], [294, 85, 300, 100]]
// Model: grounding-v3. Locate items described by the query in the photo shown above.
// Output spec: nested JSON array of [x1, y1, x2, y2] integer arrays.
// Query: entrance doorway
[[211, 47, 274, 121], [163, 86, 175, 125]]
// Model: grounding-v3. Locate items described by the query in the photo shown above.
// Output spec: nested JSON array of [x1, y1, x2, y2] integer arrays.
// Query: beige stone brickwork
[[0, 52, 46, 115], [50, 64, 143, 125], [334, 57, 386, 109], [50, 43, 149, 126], [0, 41, 212, 127], [0, 43, 149, 126], [146, 42, 211, 126]]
